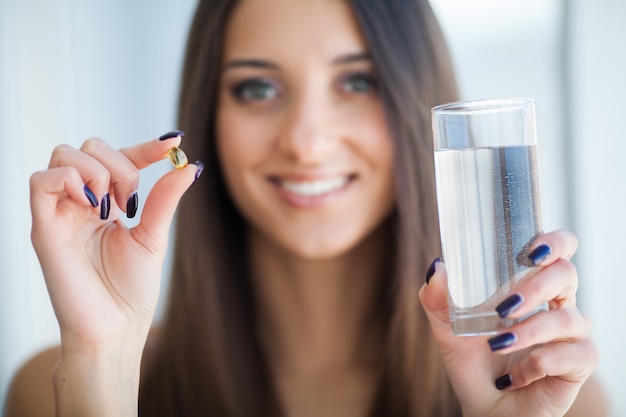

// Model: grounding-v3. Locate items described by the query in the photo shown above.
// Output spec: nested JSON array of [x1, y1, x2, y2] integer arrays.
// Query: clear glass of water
[[432, 98, 547, 336]]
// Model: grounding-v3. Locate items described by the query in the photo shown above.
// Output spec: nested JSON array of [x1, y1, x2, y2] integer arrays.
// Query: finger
[[487, 308, 592, 354], [119, 131, 183, 170], [132, 161, 203, 255], [117, 132, 185, 217], [496, 258, 578, 319], [496, 338, 599, 390], [80, 137, 142, 216], [30, 167, 94, 238], [48, 144, 111, 208], [79, 132, 184, 217], [528, 229, 578, 266], [419, 259, 451, 329]]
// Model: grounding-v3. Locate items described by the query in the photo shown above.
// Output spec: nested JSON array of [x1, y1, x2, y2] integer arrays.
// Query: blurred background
[[1, 0, 624, 414]]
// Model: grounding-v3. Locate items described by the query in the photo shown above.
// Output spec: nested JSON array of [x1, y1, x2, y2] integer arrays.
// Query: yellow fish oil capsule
[[168, 147, 188, 169]]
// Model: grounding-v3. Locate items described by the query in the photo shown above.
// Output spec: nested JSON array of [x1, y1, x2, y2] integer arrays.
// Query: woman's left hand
[[419, 229, 599, 417]]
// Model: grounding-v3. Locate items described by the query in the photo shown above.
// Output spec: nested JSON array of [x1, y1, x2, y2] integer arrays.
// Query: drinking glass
[[432, 97, 547, 336]]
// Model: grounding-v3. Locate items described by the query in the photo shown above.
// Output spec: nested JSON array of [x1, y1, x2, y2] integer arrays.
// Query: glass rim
[[432, 97, 534, 115]]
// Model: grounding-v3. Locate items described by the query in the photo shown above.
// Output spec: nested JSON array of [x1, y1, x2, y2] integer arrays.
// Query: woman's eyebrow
[[222, 59, 279, 71], [331, 52, 372, 65], [222, 53, 371, 72]]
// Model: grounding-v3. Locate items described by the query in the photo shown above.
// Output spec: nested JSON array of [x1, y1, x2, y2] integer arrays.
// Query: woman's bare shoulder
[[4, 345, 60, 417], [565, 375, 611, 417], [4, 328, 162, 417]]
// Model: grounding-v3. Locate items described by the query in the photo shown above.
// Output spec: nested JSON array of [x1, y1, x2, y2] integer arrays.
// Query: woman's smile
[[268, 173, 356, 208]]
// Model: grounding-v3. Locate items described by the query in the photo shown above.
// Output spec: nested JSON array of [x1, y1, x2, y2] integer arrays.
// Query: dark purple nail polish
[[528, 244, 551, 266], [191, 161, 204, 186], [496, 293, 524, 318], [425, 258, 441, 285], [488, 332, 517, 351], [100, 193, 110, 220], [126, 192, 138, 218], [159, 130, 185, 141], [495, 374, 512, 390], [83, 185, 99, 208]]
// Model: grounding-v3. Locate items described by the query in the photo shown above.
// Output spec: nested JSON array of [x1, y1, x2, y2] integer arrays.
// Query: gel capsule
[[168, 147, 188, 169]]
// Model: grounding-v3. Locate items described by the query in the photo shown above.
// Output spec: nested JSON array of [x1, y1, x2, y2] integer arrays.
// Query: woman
[[6, 0, 605, 416]]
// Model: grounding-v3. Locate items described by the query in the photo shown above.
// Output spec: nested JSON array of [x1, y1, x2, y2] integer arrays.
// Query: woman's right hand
[[30, 133, 201, 356], [29, 133, 202, 416]]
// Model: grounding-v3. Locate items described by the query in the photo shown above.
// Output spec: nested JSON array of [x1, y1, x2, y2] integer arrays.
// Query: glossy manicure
[[529, 244, 551, 266], [425, 258, 441, 284], [191, 160, 204, 186], [496, 293, 524, 318], [495, 374, 512, 390], [159, 130, 185, 141], [100, 193, 110, 220], [488, 332, 516, 351], [126, 192, 138, 219], [83, 185, 99, 208]]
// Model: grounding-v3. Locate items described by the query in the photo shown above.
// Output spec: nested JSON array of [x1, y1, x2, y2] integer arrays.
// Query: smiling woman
[[216, 0, 395, 259], [140, 0, 458, 414], [4, 0, 607, 416]]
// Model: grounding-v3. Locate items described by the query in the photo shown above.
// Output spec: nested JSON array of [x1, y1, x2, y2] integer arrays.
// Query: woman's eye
[[231, 79, 279, 102], [340, 73, 377, 94]]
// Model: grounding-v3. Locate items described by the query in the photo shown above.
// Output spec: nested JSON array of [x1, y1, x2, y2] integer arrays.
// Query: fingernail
[[159, 130, 185, 141], [83, 184, 99, 208], [126, 192, 138, 218], [100, 193, 110, 220], [495, 374, 512, 390], [488, 332, 517, 351], [495, 293, 524, 318], [528, 244, 551, 266], [191, 160, 204, 186], [425, 257, 441, 285]]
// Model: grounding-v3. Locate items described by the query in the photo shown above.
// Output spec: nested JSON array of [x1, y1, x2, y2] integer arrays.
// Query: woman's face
[[217, 0, 394, 259]]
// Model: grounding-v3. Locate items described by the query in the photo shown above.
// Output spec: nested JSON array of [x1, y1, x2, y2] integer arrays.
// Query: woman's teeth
[[280, 177, 349, 196]]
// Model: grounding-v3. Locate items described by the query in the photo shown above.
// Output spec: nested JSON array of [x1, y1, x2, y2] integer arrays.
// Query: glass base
[[451, 303, 547, 336]]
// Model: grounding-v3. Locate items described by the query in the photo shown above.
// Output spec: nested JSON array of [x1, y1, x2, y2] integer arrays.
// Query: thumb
[[133, 162, 203, 253], [418, 259, 452, 334]]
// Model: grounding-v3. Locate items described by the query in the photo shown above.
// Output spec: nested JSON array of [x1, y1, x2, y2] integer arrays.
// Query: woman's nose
[[277, 92, 336, 163]]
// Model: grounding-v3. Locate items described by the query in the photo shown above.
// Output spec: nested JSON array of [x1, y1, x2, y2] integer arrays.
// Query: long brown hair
[[139, 0, 460, 416]]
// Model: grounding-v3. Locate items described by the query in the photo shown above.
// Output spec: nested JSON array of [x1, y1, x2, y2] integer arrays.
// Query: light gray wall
[[569, 1, 626, 415], [1, 0, 624, 415]]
